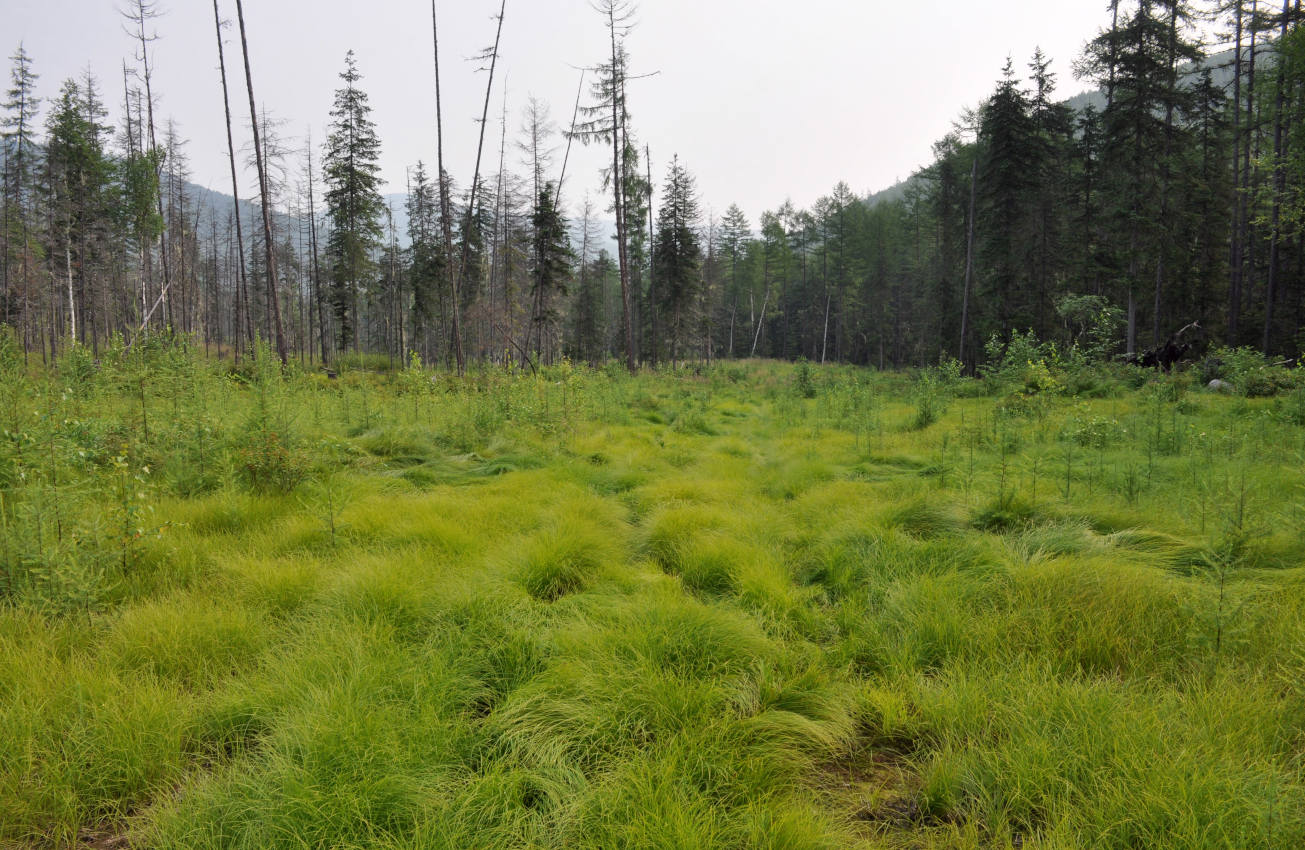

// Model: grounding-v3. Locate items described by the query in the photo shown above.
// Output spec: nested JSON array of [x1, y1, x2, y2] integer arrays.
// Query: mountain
[[863, 45, 1249, 211]]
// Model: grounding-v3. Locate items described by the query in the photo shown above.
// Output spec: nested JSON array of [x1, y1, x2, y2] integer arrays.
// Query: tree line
[[2, 0, 1304, 372]]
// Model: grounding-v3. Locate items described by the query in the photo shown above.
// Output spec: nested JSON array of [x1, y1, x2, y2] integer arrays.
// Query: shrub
[[794, 358, 817, 399], [1060, 409, 1125, 449], [911, 359, 962, 430], [980, 329, 1058, 389], [1056, 293, 1124, 363], [237, 429, 308, 493], [1212, 346, 1303, 397]]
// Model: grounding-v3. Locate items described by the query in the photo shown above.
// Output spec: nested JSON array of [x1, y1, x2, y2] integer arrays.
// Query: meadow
[[2, 335, 1305, 849]]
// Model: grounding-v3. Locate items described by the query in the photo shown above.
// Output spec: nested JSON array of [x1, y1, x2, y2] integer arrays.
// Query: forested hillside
[[2, 0, 1304, 370]]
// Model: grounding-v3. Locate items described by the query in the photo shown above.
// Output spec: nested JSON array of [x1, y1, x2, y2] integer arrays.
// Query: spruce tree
[[652, 155, 701, 366], [1027, 49, 1074, 335], [45, 76, 115, 351], [1, 44, 40, 351], [978, 58, 1037, 338], [1081, 0, 1201, 354], [529, 181, 573, 364], [323, 50, 384, 354], [407, 160, 445, 361], [718, 204, 750, 357]]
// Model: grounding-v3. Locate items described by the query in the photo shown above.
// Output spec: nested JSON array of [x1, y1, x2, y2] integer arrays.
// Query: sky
[[6, 0, 1114, 226]]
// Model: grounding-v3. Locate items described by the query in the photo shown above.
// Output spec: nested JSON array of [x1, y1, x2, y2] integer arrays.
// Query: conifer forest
[[3, 1, 1305, 848]]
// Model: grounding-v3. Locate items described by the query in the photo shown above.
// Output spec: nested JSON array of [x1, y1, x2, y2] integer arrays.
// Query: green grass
[[1, 349, 1304, 848]]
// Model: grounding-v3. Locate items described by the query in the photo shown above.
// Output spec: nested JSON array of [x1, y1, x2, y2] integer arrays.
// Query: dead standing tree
[[122, 0, 173, 332], [571, 1, 639, 373], [459, 1, 507, 374], [233, 0, 288, 365], [431, 0, 507, 374], [211, 0, 251, 361], [431, 0, 463, 373]]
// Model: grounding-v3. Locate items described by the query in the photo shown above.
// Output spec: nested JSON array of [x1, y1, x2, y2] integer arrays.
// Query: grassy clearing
[[1, 344, 1304, 848]]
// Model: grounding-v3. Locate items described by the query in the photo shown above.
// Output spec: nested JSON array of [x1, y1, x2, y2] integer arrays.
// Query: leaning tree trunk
[[455, 0, 505, 375], [212, 0, 251, 362], [233, 0, 287, 365], [959, 159, 977, 368]]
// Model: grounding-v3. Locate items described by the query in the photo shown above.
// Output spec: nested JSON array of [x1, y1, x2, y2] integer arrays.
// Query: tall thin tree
[[211, 0, 250, 361], [233, 0, 287, 364]]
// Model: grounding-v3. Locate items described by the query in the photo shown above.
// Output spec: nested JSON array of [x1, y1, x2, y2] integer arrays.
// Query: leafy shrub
[[1060, 412, 1126, 449], [237, 429, 308, 493], [1148, 372, 1192, 404], [1279, 386, 1305, 426], [980, 330, 1058, 388], [794, 358, 817, 399], [1056, 293, 1124, 363], [1211, 347, 1303, 397], [1061, 364, 1122, 398], [910, 358, 963, 429], [59, 344, 100, 392]]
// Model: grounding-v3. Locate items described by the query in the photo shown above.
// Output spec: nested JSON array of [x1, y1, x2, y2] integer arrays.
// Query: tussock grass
[[512, 513, 622, 602], [104, 594, 270, 688], [2, 357, 1304, 849]]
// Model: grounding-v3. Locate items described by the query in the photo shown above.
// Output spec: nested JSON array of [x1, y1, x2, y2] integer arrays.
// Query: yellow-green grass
[[0, 352, 1303, 848]]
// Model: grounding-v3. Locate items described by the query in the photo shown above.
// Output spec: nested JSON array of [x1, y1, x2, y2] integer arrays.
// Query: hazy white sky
[[7, 0, 1112, 224]]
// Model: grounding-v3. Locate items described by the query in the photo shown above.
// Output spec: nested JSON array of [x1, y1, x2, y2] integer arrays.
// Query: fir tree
[[323, 50, 384, 353], [406, 160, 445, 360], [718, 204, 751, 357], [529, 181, 573, 364], [978, 58, 1037, 337], [652, 155, 701, 366], [1, 44, 40, 347]]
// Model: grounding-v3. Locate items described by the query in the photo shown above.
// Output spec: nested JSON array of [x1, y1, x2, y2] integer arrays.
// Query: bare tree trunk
[[728, 299, 736, 358], [233, 0, 287, 364], [749, 288, 768, 359], [1241, 0, 1260, 338], [604, 10, 636, 373], [959, 158, 977, 366], [821, 292, 831, 364], [65, 237, 76, 345], [492, 86, 508, 363], [1229, 0, 1245, 341], [556, 70, 585, 209], [126, 0, 174, 332], [1126, 213, 1138, 357], [432, 2, 469, 373], [1106, 0, 1121, 109], [452, 0, 506, 374], [1263, 0, 1292, 353], [305, 139, 328, 364], [212, 0, 251, 363], [1153, 2, 1179, 348]]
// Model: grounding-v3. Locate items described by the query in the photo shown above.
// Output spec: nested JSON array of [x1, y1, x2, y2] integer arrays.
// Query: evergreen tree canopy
[[323, 50, 384, 352]]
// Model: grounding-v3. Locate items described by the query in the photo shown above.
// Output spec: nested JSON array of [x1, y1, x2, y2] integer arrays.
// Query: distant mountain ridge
[[862, 45, 1247, 210]]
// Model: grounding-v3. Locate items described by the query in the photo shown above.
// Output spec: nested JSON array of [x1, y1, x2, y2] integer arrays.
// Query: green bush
[[236, 429, 308, 493], [1212, 347, 1303, 397]]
